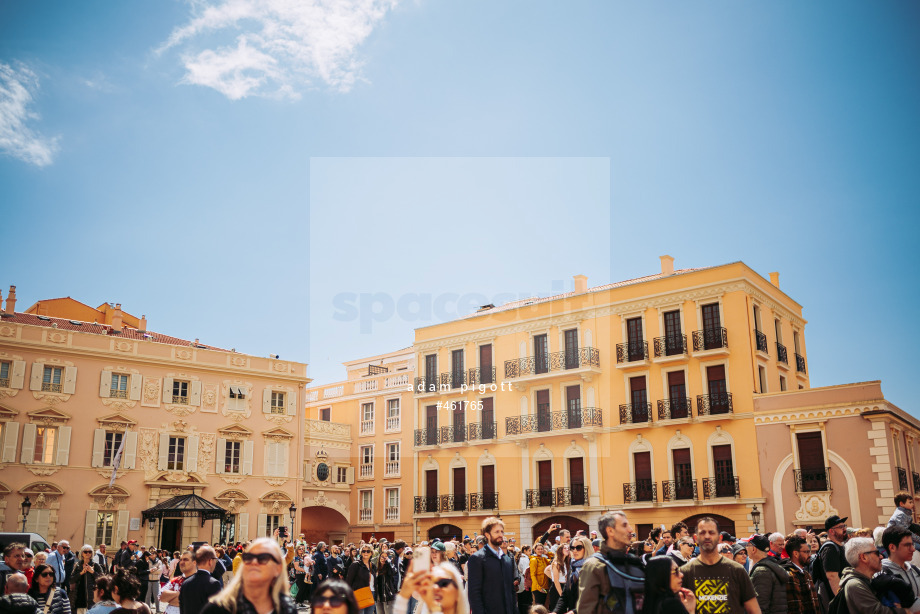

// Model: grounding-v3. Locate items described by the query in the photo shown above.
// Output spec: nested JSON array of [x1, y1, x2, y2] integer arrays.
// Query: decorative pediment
[[96, 412, 138, 428], [151, 471, 207, 484], [218, 423, 254, 440], [215, 489, 249, 502], [0, 481, 11, 496], [261, 427, 294, 442], [27, 407, 70, 425], [20, 482, 63, 508], [259, 490, 293, 503], [0, 405, 18, 421], [89, 485, 130, 509]]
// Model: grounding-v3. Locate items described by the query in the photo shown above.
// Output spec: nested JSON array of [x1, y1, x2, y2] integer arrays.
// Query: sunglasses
[[434, 578, 456, 589], [62, 547, 71, 551], [241, 553, 278, 565], [572, 545, 585, 552], [312, 595, 346, 608], [40, 572, 55, 578]]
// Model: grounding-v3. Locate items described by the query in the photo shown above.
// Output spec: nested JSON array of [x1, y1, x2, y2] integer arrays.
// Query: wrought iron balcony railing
[[776, 342, 788, 364], [898, 466, 909, 491], [657, 398, 692, 421], [653, 335, 687, 358], [42, 382, 63, 393], [415, 421, 498, 446], [110, 389, 128, 399], [619, 403, 650, 424], [697, 393, 733, 416], [467, 366, 496, 386], [467, 421, 498, 441], [414, 376, 438, 393], [702, 476, 740, 499], [794, 467, 831, 492], [439, 425, 467, 445], [414, 495, 440, 514], [468, 492, 499, 511], [505, 408, 602, 435], [692, 327, 728, 352], [414, 428, 439, 447], [755, 330, 768, 353], [623, 480, 657, 504], [616, 341, 649, 363], [504, 348, 600, 378], [439, 494, 467, 512], [524, 486, 589, 508], [0, 378, 9, 388], [662, 479, 697, 502], [795, 353, 807, 373], [172, 394, 189, 405]]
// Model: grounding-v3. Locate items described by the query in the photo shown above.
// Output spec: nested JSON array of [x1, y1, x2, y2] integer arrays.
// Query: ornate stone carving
[[220, 476, 245, 485], [138, 428, 161, 479], [163, 471, 190, 482], [31, 392, 67, 405], [141, 378, 161, 408], [172, 420, 189, 433], [28, 466, 61, 476], [265, 478, 288, 487], [198, 434, 216, 478], [164, 404, 196, 417], [0, 389, 17, 400], [230, 356, 247, 367], [175, 349, 193, 360], [48, 332, 67, 344], [265, 414, 293, 426], [91, 486, 129, 509], [98, 470, 127, 480], [0, 325, 15, 337], [114, 341, 134, 353], [201, 384, 218, 413], [101, 398, 137, 410], [794, 492, 838, 524], [272, 362, 289, 373], [304, 419, 350, 439], [304, 491, 348, 517]]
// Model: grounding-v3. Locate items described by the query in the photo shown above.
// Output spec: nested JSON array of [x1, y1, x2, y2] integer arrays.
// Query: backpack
[[591, 552, 645, 614], [826, 574, 861, 614], [812, 540, 841, 586], [523, 559, 532, 591]]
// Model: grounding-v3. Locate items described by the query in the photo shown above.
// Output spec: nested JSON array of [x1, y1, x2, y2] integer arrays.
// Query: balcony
[[692, 327, 728, 352], [619, 403, 651, 425], [386, 415, 401, 432], [172, 394, 188, 404], [414, 428, 440, 447], [385, 460, 400, 476], [439, 424, 468, 445], [662, 479, 698, 502], [794, 467, 831, 492], [504, 348, 600, 379], [795, 353, 807, 374], [776, 342, 788, 365], [385, 507, 399, 522], [623, 480, 657, 504], [697, 393, 733, 416], [755, 330, 768, 354], [702, 476, 740, 499], [110, 389, 128, 399], [415, 421, 498, 447], [616, 342, 649, 365], [360, 420, 374, 436], [0, 378, 8, 388], [469, 492, 499, 512], [525, 486, 589, 508], [359, 508, 372, 523], [898, 466, 909, 491], [359, 463, 373, 479], [467, 366, 496, 386], [414, 495, 440, 514], [439, 494, 467, 513], [657, 398, 692, 421], [653, 335, 687, 360], [467, 421, 498, 441], [505, 407, 602, 436], [414, 376, 439, 394]]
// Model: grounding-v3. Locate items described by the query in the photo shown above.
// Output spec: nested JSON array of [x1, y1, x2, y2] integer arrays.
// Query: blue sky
[[1, 1, 918, 410]]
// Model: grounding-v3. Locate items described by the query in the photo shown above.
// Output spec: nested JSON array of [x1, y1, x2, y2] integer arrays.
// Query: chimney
[[5, 286, 16, 314], [111, 303, 123, 332], [660, 255, 675, 276], [769, 272, 780, 289], [573, 275, 588, 294], [139, 315, 147, 332], [0, 288, 3, 313]]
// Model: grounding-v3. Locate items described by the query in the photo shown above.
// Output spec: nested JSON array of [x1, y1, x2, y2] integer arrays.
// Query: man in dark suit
[[311, 542, 328, 584], [467, 517, 516, 614], [179, 546, 221, 614]]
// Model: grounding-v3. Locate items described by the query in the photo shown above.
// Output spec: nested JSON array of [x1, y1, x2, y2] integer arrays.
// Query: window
[[712, 444, 735, 497], [110, 374, 128, 399], [359, 490, 373, 522], [564, 329, 579, 368], [95, 512, 114, 546], [385, 488, 399, 521], [168, 436, 185, 470], [672, 449, 693, 500], [265, 515, 281, 537], [780, 375, 787, 391], [0, 361, 10, 388], [479, 344, 493, 384], [33, 427, 57, 464], [700, 303, 723, 350], [626, 318, 644, 361], [172, 380, 189, 404], [360, 445, 374, 478], [534, 334, 548, 374], [663, 310, 683, 355], [666, 371, 688, 419], [758, 366, 767, 393], [706, 365, 730, 414], [42, 366, 63, 393], [265, 442, 289, 477], [386, 399, 400, 431], [385, 443, 400, 475], [451, 349, 464, 388], [320, 408, 331, 421], [337, 467, 348, 483], [103, 432, 124, 467], [628, 376, 649, 422], [425, 355, 437, 390], [270, 392, 286, 414], [361, 402, 374, 434], [229, 386, 247, 411], [796, 432, 828, 491], [224, 441, 241, 474]]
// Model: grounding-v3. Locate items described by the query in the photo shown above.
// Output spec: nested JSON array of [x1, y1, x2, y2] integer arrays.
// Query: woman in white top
[[393, 562, 467, 614]]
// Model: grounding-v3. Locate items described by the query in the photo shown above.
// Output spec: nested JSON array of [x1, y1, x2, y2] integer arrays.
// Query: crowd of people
[[2, 490, 920, 614]]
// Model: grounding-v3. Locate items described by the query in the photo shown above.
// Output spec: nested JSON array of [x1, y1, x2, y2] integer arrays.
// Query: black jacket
[[345, 561, 371, 592], [0, 593, 40, 614], [467, 546, 516, 614], [69, 561, 104, 610], [326, 555, 344, 579], [179, 569, 221, 614], [373, 559, 397, 603], [311, 552, 328, 582]]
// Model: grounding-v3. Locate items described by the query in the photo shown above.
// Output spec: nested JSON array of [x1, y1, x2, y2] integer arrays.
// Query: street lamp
[[751, 504, 761, 534], [288, 503, 296, 541], [20, 497, 31, 532]]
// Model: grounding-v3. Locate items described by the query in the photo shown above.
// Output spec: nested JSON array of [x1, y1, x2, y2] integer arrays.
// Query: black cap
[[824, 515, 849, 531], [720, 531, 736, 543], [749, 534, 770, 552]]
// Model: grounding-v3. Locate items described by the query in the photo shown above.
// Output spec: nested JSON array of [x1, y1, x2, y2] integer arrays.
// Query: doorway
[[160, 519, 182, 552]]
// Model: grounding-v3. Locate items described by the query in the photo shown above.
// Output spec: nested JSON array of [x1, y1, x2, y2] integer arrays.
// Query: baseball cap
[[824, 515, 848, 531], [127, 540, 138, 545], [431, 541, 446, 552], [592, 539, 601, 548], [749, 535, 770, 552], [720, 531, 736, 543]]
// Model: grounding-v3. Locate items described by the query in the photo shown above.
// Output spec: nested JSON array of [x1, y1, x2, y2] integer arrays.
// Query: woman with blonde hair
[[552, 536, 591, 614], [201, 538, 295, 614], [394, 561, 468, 614], [546, 543, 570, 611]]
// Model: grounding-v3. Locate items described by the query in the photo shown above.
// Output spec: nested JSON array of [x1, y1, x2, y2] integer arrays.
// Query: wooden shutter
[[796, 432, 825, 470], [569, 457, 585, 486], [162, 378, 173, 403], [129, 374, 142, 401], [480, 345, 492, 383], [286, 390, 297, 416], [92, 429, 106, 468], [538, 460, 552, 491], [264, 443, 273, 477], [99, 370, 112, 397], [157, 433, 169, 470], [702, 303, 721, 330], [21, 423, 36, 464], [426, 469, 438, 497], [216, 438, 227, 474], [29, 363, 43, 391], [187, 435, 199, 472], [279, 442, 289, 476], [242, 440, 254, 475], [346, 466, 355, 484], [257, 513, 267, 537], [1, 422, 18, 463], [634, 451, 652, 481], [481, 465, 495, 493], [123, 431, 138, 469], [116, 510, 129, 544], [453, 467, 466, 502], [55, 425, 71, 465], [189, 381, 202, 406], [84, 511, 97, 548], [262, 389, 272, 413], [34, 509, 50, 537], [10, 360, 25, 389], [238, 512, 249, 541], [663, 310, 681, 337], [63, 367, 77, 394]]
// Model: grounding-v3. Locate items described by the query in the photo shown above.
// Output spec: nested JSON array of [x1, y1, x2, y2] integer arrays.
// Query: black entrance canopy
[[142, 494, 226, 528]]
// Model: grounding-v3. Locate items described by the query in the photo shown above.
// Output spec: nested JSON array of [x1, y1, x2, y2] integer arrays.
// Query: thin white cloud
[[0, 62, 60, 167], [159, 0, 398, 100]]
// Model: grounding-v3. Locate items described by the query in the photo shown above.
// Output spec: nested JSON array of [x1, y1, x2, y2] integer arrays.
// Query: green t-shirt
[[680, 556, 757, 614]]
